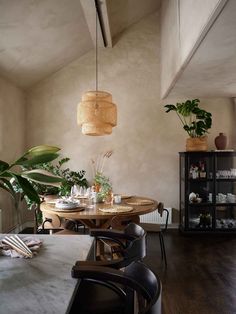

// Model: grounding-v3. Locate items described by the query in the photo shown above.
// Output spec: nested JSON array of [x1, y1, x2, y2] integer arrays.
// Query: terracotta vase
[[215, 133, 227, 150], [186, 136, 208, 152]]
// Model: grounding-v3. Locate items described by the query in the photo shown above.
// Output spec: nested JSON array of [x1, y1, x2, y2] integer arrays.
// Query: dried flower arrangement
[[91, 150, 113, 200], [91, 150, 113, 177]]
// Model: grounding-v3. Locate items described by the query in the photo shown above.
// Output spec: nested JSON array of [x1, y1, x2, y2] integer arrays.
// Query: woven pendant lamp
[[77, 0, 117, 136]]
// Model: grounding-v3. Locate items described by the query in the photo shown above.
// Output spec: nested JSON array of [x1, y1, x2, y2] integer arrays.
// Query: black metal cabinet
[[179, 151, 236, 233]]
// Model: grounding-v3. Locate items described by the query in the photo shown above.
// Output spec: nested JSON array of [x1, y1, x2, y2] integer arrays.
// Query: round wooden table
[[40, 196, 158, 230]]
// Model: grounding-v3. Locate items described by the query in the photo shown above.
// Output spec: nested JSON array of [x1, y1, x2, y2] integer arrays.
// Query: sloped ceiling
[[0, 0, 160, 89], [167, 0, 236, 98]]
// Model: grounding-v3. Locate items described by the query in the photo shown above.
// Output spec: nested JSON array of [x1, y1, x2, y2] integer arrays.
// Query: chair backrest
[[125, 222, 146, 238], [90, 223, 147, 268], [157, 202, 164, 217], [71, 261, 162, 314], [123, 223, 147, 263], [124, 261, 162, 313], [157, 202, 169, 231]]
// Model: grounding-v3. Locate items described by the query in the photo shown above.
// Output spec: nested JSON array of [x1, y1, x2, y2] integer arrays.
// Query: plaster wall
[[161, 0, 226, 98], [0, 76, 28, 232], [27, 12, 234, 211]]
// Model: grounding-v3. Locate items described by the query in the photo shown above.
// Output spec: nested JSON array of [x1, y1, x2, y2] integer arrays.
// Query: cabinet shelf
[[188, 178, 213, 182], [189, 202, 213, 207], [215, 203, 236, 206], [179, 151, 236, 234], [216, 178, 236, 182]]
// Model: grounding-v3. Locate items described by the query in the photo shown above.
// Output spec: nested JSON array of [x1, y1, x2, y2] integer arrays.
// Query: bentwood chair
[[70, 261, 162, 314], [34, 205, 81, 235]]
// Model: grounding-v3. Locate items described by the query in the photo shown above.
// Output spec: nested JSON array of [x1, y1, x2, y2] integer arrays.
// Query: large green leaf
[[1, 178, 16, 195], [22, 169, 63, 186], [27, 145, 60, 156], [13, 175, 40, 204], [0, 171, 13, 178], [16, 153, 59, 167], [0, 160, 9, 174], [0, 181, 14, 198]]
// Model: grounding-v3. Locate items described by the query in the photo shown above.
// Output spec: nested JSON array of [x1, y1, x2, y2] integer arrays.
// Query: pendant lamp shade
[[77, 91, 117, 136], [77, 0, 117, 136]]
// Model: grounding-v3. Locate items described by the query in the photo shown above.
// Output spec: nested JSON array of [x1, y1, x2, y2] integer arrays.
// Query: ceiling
[[0, 0, 160, 89], [168, 0, 236, 98]]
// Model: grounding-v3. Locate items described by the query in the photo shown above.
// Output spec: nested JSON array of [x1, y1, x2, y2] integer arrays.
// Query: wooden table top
[[40, 196, 158, 220]]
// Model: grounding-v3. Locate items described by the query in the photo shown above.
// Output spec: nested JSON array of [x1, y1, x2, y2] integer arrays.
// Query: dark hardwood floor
[[144, 231, 236, 314]]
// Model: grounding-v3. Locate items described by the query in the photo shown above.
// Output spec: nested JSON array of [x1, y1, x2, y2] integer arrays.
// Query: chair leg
[[158, 233, 164, 260], [94, 238, 97, 260], [159, 232, 167, 267]]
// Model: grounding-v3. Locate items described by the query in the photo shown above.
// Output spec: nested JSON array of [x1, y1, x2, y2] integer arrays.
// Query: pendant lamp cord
[[95, 0, 98, 93]]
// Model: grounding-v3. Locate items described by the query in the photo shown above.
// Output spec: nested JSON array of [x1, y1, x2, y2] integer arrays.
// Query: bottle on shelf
[[199, 161, 206, 178]]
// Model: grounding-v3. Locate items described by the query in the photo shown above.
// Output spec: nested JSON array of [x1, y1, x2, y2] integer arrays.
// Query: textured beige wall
[[27, 12, 235, 211], [0, 75, 27, 232]]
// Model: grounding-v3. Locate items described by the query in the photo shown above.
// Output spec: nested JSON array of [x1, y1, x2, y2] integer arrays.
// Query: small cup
[[114, 194, 121, 204]]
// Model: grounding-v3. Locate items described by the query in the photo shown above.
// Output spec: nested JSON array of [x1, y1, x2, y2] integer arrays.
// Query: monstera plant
[[0, 145, 63, 228], [164, 99, 212, 151]]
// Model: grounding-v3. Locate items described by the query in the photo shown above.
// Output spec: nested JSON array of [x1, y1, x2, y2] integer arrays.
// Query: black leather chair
[[86, 222, 147, 269], [70, 261, 162, 314]]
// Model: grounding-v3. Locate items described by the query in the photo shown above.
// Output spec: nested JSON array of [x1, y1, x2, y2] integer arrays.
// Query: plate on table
[[55, 199, 81, 209], [120, 195, 132, 200], [125, 199, 154, 206], [45, 199, 61, 205], [99, 205, 133, 213], [50, 206, 85, 212]]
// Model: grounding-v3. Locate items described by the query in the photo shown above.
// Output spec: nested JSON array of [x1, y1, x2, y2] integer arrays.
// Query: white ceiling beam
[[80, 0, 113, 48]]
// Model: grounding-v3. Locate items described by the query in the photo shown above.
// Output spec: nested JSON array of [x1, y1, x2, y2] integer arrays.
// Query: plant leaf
[[1, 178, 16, 195], [16, 153, 59, 166], [0, 181, 14, 197], [0, 160, 9, 173], [22, 169, 63, 186], [27, 145, 60, 156], [12, 174, 40, 204], [58, 157, 70, 166], [164, 104, 177, 113]]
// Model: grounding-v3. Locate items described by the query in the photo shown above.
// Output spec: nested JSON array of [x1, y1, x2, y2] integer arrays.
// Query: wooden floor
[[144, 230, 236, 314]]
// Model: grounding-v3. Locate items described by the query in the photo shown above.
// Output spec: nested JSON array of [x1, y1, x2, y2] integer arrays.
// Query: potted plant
[[94, 172, 112, 202], [91, 150, 113, 203], [164, 99, 212, 151], [14, 157, 88, 204], [33, 157, 88, 198], [0, 145, 63, 230]]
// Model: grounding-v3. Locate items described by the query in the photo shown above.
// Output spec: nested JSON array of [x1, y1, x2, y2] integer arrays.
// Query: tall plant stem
[[176, 112, 191, 136]]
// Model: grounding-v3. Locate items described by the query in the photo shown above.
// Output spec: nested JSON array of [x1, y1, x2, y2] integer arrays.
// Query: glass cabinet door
[[179, 154, 185, 229], [187, 153, 214, 204], [179, 152, 236, 233], [215, 153, 236, 230], [187, 153, 214, 231], [188, 206, 213, 230]]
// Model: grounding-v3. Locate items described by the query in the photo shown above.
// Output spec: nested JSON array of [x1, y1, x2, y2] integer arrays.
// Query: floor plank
[[144, 231, 236, 314]]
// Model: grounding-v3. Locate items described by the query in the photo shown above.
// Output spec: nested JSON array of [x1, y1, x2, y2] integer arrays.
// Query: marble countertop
[[0, 234, 93, 314]]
